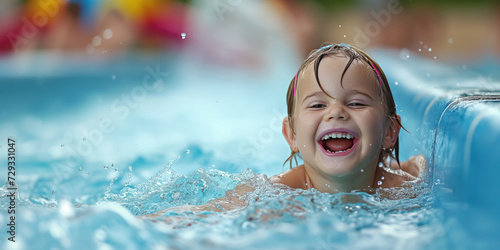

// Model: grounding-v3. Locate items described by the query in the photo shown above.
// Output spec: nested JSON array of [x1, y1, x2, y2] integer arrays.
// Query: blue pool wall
[[372, 49, 500, 245]]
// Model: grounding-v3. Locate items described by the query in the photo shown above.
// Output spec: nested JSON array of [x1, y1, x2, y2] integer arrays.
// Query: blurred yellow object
[[101, 0, 168, 22], [24, 0, 67, 27]]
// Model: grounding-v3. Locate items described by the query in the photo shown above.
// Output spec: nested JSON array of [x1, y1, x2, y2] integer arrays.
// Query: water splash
[[7, 155, 441, 249]]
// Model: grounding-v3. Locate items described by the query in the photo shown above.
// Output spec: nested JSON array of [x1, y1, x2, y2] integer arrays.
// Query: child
[[148, 43, 424, 217], [270, 43, 423, 194]]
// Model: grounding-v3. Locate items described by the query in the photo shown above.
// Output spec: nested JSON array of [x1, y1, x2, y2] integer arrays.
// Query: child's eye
[[308, 104, 326, 109], [347, 102, 366, 107]]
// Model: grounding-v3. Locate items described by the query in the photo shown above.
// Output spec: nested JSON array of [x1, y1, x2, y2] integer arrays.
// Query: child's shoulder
[[269, 165, 310, 189]]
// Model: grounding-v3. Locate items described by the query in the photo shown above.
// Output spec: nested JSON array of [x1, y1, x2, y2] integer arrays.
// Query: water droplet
[[448, 38, 453, 44], [59, 200, 74, 217], [186, 149, 191, 154], [377, 180, 383, 186], [242, 221, 256, 230], [52, 190, 56, 194], [86, 172, 89, 175], [399, 49, 410, 60], [172, 192, 180, 199], [418, 49, 421, 52], [94, 229, 106, 241], [211, 164, 215, 168], [369, 144, 372, 147], [360, 169, 364, 173], [85, 44, 95, 54], [103, 29, 113, 40], [79, 166, 82, 171], [115, 168, 118, 173], [92, 36, 102, 46], [111, 75, 116, 80], [339, 25, 342, 27], [395, 81, 399, 86], [181, 33, 186, 39], [111, 163, 115, 168], [420, 41, 423, 45], [378, 162, 383, 168], [343, 35, 346, 38], [434, 56, 437, 59], [435, 178, 441, 185], [428, 48, 432, 52], [61, 145, 64, 148], [381, 176, 385, 180], [128, 166, 133, 171]]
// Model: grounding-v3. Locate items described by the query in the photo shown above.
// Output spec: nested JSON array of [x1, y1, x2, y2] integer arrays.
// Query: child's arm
[[144, 183, 255, 220]]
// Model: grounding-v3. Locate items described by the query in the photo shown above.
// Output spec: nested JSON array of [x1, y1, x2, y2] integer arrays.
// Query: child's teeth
[[321, 132, 354, 140], [330, 149, 348, 153]]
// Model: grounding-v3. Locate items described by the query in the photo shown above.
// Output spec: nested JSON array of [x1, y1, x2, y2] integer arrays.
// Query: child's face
[[285, 56, 397, 182]]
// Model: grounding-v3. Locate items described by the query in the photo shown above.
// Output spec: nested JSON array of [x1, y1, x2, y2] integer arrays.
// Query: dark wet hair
[[284, 43, 406, 169]]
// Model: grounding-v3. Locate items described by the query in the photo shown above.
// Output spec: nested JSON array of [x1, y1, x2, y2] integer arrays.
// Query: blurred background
[[1, 0, 499, 62], [0, 0, 498, 178]]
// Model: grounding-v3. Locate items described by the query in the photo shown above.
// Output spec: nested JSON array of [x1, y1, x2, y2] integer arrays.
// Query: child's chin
[[319, 164, 356, 177]]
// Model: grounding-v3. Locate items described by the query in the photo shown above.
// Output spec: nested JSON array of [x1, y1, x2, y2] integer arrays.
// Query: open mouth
[[319, 132, 356, 154]]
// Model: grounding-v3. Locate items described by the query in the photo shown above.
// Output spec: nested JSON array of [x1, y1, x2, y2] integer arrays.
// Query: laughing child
[[148, 43, 425, 216], [270, 43, 424, 193]]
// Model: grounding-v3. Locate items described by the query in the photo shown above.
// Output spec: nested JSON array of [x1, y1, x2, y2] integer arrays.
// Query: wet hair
[[284, 43, 406, 169]]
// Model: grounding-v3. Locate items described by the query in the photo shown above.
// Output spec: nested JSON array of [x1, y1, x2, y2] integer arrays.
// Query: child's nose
[[324, 104, 349, 121]]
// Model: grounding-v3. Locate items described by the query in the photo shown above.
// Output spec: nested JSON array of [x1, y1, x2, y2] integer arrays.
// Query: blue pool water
[[1, 47, 500, 249]]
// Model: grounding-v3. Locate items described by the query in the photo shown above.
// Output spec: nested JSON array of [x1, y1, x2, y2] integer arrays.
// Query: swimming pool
[[1, 47, 499, 249]]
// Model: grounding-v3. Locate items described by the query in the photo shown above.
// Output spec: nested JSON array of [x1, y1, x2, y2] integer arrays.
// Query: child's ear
[[383, 115, 401, 149], [282, 117, 298, 152]]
